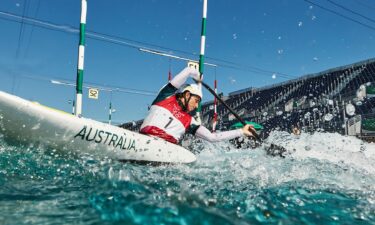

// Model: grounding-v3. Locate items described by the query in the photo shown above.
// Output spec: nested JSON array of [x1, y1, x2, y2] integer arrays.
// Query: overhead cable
[[0, 10, 295, 79]]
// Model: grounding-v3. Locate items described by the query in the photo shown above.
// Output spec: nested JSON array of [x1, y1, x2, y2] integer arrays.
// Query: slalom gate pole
[[195, 0, 208, 121], [75, 0, 87, 116]]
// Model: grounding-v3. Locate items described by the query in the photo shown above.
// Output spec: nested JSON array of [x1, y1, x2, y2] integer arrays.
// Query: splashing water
[[0, 131, 374, 224]]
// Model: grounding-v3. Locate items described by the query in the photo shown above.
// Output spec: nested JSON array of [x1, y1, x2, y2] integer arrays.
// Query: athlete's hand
[[188, 67, 202, 81], [241, 124, 255, 137]]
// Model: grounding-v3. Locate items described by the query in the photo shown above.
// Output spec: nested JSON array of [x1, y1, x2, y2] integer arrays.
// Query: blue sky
[[0, 0, 375, 123]]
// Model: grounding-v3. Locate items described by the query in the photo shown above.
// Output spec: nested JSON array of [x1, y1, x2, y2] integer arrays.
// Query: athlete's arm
[[195, 126, 245, 142], [151, 67, 200, 105], [170, 67, 200, 89]]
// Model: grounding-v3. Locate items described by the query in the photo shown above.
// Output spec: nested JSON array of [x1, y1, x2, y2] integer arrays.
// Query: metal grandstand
[[202, 58, 375, 142]]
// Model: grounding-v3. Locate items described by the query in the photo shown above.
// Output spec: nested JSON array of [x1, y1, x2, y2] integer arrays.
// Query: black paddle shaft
[[196, 80, 261, 141], [196, 79, 289, 157]]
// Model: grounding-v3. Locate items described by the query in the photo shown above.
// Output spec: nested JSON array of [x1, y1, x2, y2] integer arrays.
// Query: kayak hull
[[0, 91, 196, 164]]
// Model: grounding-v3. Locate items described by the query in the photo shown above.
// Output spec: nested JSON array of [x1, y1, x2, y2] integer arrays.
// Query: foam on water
[[188, 137, 374, 198], [0, 131, 375, 224]]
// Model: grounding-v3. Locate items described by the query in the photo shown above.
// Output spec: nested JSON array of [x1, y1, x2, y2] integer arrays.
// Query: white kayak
[[0, 91, 196, 164]]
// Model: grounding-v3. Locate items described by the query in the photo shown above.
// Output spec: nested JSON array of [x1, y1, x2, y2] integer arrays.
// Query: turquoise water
[[0, 132, 375, 225]]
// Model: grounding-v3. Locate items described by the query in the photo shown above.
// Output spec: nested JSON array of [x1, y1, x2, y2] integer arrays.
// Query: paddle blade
[[264, 144, 287, 158]]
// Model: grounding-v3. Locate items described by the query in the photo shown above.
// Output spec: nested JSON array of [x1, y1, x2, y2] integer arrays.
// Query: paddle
[[192, 1, 284, 155], [195, 79, 287, 157], [194, 79, 261, 141]]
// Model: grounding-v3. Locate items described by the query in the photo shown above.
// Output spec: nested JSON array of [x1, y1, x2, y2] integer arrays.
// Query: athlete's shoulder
[[152, 83, 178, 105]]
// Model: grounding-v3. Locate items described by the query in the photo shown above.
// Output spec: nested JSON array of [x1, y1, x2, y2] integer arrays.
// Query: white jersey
[[140, 84, 199, 144]]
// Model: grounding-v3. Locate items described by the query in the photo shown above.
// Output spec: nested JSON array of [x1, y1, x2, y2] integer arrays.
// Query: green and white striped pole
[[196, 0, 207, 121], [109, 102, 112, 125], [108, 91, 114, 125], [75, 0, 87, 116]]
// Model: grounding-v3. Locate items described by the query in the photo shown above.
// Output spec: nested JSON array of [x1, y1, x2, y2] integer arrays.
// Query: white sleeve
[[195, 126, 244, 142], [170, 67, 199, 89]]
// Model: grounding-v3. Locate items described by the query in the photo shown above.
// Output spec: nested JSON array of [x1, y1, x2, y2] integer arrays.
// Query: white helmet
[[182, 84, 203, 99]]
